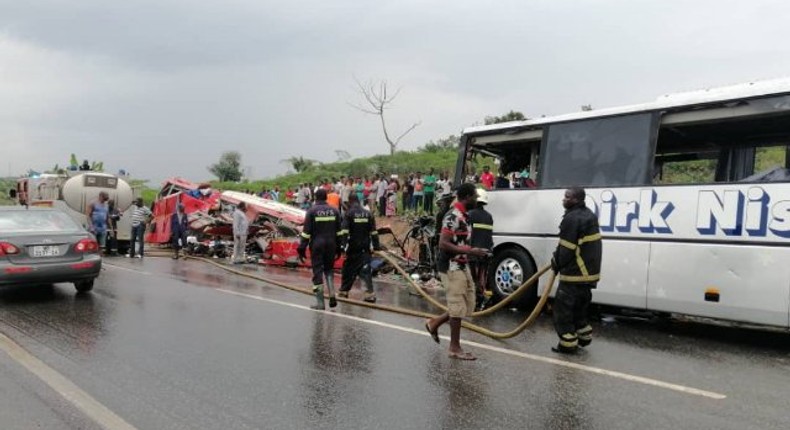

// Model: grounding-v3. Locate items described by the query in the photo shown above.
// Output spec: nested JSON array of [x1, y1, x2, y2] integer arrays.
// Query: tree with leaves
[[420, 135, 460, 153], [208, 151, 243, 182], [349, 77, 421, 155], [484, 110, 527, 125], [281, 156, 318, 173]]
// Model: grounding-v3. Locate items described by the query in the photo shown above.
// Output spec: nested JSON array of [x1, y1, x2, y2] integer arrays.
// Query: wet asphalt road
[[0, 256, 789, 430]]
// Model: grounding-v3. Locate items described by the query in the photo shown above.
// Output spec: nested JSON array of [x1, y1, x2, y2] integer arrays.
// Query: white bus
[[457, 78, 790, 329]]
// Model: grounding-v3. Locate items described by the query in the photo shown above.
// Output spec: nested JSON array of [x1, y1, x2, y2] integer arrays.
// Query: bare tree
[[349, 77, 421, 155]]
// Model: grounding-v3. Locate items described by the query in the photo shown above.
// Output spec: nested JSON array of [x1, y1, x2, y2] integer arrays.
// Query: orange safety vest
[[327, 192, 341, 209]]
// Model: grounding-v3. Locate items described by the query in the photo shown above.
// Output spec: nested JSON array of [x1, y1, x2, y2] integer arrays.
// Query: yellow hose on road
[[373, 251, 556, 339], [374, 251, 551, 318], [145, 251, 555, 340]]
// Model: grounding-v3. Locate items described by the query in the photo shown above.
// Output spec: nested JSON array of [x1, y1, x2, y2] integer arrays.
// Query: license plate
[[31, 246, 61, 258]]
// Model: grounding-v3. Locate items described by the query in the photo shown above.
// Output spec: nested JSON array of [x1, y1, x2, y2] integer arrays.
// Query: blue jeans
[[130, 224, 145, 256], [412, 194, 423, 211], [94, 231, 107, 248]]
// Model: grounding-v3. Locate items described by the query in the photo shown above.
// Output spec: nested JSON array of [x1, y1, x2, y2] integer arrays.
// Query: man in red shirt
[[480, 166, 495, 190]]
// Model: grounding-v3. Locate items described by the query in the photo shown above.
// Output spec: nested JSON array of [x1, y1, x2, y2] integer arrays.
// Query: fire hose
[[147, 251, 556, 340]]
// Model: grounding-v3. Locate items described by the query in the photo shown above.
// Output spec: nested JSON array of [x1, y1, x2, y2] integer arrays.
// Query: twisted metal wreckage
[[145, 178, 349, 268]]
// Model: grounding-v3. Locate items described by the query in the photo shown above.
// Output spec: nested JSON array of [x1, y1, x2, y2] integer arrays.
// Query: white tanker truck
[[12, 172, 139, 253]]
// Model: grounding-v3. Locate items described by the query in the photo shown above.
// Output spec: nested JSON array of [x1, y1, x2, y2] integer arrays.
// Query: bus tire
[[488, 248, 537, 310]]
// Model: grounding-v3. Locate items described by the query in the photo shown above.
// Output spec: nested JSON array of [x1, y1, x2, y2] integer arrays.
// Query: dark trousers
[[130, 224, 145, 256], [552, 282, 594, 349], [310, 241, 336, 285], [413, 195, 423, 211], [402, 193, 411, 211], [378, 196, 386, 216], [469, 258, 489, 295], [172, 230, 187, 254], [106, 230, 117, 254], [424, 192, 434, 214], [341, 251, 373, 293]]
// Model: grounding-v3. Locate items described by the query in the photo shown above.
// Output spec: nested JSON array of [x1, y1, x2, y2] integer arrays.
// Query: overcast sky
[[2, 0, 790, 184]]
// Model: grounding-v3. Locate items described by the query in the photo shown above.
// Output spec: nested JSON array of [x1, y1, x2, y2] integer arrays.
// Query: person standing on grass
[[377, 174, 389, 217], [423, 168, 437, 215], [412, 172, 424, 212]]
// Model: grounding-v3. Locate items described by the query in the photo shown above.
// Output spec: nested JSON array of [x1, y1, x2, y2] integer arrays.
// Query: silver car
[[0, 207, 102, 292]]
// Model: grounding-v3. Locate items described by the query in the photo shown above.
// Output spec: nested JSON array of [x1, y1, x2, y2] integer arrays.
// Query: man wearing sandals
[[425, 183, 490, 360]]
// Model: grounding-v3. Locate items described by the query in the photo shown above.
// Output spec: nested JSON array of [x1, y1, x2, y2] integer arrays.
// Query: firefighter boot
[[363, 291, 377, 303], [551, 333, 579, 354], [310, 285, 325, 310], [337, 291, 349, 299], [325, 275, 338, 308]]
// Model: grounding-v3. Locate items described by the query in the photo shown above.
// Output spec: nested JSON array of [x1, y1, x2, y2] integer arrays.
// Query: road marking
[[218, 289, 727, 400], [104, 263, 151, 276], [0, 332, 139, 430]]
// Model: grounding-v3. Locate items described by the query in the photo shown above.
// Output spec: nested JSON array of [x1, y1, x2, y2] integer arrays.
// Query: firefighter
[[298, 189, 343, 310], [337, 194, 381, 303], [550, 187, 602, 354], [468, 188, 494, 310]]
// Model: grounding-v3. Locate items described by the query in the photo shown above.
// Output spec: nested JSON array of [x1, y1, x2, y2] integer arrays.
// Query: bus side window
[[654, 111, 790, 185]]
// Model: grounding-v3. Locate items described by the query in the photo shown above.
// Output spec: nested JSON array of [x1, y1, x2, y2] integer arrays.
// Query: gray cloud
[[3, 0, 790, 183]]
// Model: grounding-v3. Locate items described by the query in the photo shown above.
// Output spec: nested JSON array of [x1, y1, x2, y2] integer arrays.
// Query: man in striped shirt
[[127, 198, 152, 258]]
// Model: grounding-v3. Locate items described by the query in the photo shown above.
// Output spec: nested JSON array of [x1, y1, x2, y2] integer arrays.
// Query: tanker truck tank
[[61, 173, 134, 214]]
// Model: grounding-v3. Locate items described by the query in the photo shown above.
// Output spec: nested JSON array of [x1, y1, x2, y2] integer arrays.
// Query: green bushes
[[210, 148, 460, 199]]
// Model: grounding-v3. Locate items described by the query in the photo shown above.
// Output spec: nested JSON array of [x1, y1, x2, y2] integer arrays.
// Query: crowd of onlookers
[[280, 168, 451, 217], [240, 164, 537, 217]]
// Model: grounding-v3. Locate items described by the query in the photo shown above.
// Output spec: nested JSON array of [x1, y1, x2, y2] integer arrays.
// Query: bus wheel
[[488, 248, 537, 310]]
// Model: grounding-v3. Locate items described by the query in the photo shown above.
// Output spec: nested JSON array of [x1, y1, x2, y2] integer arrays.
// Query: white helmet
[[476, 188, 489, 205]]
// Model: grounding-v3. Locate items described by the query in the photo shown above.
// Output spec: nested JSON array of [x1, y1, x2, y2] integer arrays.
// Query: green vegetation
[[208, 151, 243, 182], [0, 178, 17, 206], [659, 146, 786, 184], [211, 147, 459, 195]]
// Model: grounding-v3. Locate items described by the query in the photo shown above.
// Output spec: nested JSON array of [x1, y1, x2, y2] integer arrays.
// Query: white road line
[[103, 263, 151, 276], [218, 289, 727, 400], [0, 332, 138, 430]]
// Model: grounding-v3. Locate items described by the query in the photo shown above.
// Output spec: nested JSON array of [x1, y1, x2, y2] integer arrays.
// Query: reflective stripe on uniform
[[300, 232, 311, 239], [576, 325, 593, 341], [558, 273, 600, 282], [472, 223, 493, 230], [370, 231, 378, 236], [578, 233, 601, 244], [559, 333, 578, 348], [337, 229, 348, 236], [559, 239, 577, 250], [354, 218, 369, 223], [315, 216, 336, 222], [575, 248, 589, 277]]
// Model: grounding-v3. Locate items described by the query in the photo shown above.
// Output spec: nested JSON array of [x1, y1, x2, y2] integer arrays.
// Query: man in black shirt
[[298, 189, 342, 310], [338, 194, 381, 303], [468, 188, 494, 309], [551, 187, 603, 354]]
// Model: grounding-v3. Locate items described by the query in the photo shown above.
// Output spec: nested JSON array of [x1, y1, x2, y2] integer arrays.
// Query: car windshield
[[0, 210, 82, 235]]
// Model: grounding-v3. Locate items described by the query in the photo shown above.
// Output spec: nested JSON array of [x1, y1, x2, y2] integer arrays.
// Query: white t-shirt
[[376, 179, 388, 199], [438, 179, 452, 196]]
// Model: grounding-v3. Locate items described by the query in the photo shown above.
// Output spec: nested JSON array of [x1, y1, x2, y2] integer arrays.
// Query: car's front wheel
[[74, 280, 95, 293]]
